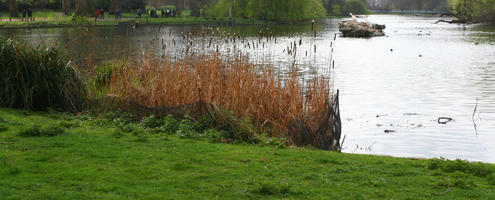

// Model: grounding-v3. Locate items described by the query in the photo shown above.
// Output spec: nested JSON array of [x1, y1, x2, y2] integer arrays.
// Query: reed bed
[[0, 39, 86, 112], [106, 52, 331, 138]]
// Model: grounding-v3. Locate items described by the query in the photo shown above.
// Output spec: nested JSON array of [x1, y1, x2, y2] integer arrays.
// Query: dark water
[[2, 15, 495, 163]]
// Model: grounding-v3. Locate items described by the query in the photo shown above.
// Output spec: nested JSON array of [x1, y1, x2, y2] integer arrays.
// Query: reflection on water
[[1, 15, 494, 163]]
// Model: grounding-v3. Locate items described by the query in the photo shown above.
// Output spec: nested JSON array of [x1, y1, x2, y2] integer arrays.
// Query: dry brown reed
[[106, 52, 330, 138]]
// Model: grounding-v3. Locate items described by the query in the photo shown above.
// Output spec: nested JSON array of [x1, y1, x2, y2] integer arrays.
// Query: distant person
[[115, 8, 122, 20], [161, 10, 165, 17], [173, 10, 176, 17], [27, 8, 32, 21], [22, 9, 27, 21], [136, 9, 142, 18], [97, 9, 101, 19], [101, 9, 105, 19]]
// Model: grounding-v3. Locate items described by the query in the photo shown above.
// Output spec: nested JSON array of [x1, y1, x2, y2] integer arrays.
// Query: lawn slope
[[0, 108, 494, 199]]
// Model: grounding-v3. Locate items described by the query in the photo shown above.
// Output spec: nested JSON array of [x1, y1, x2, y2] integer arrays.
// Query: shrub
[[140, 115, 164, 129], [488, 173, 495, 185], [0, 124, 8, 132], [425, 158, 495, 177], [0, 39, 87, 112], [69, 15, 89, 25], [114, 118, 137, 133], [203, 128, 229, 143], [176, 118, 198, 138], [18, 124, 66, 137], [89, 62, 121, 97], [156, 115, 179, 134]]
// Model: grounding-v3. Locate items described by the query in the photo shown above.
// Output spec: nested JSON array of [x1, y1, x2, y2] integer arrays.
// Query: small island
[[339, 20, 386, 37]]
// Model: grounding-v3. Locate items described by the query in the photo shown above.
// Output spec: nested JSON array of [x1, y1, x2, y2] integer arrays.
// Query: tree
[[62, 0, 71, 15], [75, 0, 94, 16], [9, 0, 18, 17], [110, 0, 119, 13], [447, 0, 495, 24], [229, 0, 232, 20], [206, 0, 326, 21], [346, 0, 369, 14]]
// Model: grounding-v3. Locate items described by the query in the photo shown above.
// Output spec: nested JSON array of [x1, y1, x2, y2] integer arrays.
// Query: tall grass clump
[[0, 39, 86, 112], [105, 52, 331, 141]]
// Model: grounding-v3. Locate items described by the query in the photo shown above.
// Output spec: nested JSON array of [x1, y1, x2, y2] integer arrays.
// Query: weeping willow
[[206, 0, 327, 21]]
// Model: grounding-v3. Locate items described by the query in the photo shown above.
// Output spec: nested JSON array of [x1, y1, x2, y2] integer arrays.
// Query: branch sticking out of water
[[472, 97, 478, 135]]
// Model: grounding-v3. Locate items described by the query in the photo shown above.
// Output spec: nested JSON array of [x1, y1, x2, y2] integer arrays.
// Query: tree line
[[1, 0, 371, 21], [448, 0, 495, 24], [379, 0, 449, 11]]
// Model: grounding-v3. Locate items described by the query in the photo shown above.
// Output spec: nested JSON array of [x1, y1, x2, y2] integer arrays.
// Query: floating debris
[[438, 117, 453, 124]]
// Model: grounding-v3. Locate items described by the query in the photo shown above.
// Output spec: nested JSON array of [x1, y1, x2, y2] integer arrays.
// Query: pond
[[2, 15, 495, 163]]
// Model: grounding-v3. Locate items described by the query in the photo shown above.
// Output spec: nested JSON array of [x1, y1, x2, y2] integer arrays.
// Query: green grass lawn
[[1, 108, 494, 199], [0, 11, 269, 28]]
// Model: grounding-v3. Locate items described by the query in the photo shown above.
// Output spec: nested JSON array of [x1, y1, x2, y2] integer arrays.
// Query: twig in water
[[472, 97, 478, 134], [340, 135, 346, 151]]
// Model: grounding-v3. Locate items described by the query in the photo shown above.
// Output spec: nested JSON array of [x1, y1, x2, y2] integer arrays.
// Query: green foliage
[[425, 158, 495, 177], [207, 0, 327, 21], [18, 124, 65, 137], [0, 124, 7, 132], [450, 0, 495, 23], [0, 39, 87, 112], [69, 14, 89, 25], [437, 171, 474, 189], [345, 0, 369, 14], [2, 156, 21, 176], [383, 0, 449, 11], [140, 115, 163, 129], [176, 118, 198, 138], [93, 62, 118, 89], [488, 173, 495, 185], [331, 4, 341, 15], [156, 115, 179, 134], [202, 128, 229, 142], [114, 117, 137, 133]]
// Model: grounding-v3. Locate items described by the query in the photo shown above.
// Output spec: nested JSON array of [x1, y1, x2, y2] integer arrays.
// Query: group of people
[[143, 8, 178, 18], [96, 8, 105, 19], [91, 7, 179, 20], [21, 8, 33, 21], [95, 8, 123, 21]]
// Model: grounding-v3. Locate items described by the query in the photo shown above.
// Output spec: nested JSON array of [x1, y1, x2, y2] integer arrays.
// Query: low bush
[[0, 39, 87, 112], [18, 124, 66, 137], [252, 181, 293, 197], [0, 124, 8, 132], [425, 158, 495, 177], [488, 173, 495, 185]]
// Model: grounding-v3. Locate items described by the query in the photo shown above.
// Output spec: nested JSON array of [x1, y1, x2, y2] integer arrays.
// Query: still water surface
[[2, 15, 494, 162]]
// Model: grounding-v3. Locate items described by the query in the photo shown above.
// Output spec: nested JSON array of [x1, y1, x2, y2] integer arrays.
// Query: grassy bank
[[1, 108, 495, 199], [0, 17, 272, 29], [0, 11, 291, 29]]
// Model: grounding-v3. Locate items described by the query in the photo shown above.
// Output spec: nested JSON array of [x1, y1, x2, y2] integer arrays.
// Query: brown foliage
[[107, 52, 331, 138]]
